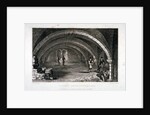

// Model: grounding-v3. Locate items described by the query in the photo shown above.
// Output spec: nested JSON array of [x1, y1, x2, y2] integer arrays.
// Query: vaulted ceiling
[[33, 28, 117, 64]]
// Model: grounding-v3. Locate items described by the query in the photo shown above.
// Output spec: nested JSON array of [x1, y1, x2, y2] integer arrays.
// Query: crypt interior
[[32, 28, 118, 82]]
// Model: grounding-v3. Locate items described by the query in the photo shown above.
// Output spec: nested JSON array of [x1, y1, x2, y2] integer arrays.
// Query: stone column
[[93, 56, 97, 66], [60, 49, 63, 65], [107, 59, 112, 81]]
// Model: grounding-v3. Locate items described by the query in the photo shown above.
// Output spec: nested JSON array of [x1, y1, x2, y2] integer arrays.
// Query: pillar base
[[106, 79, 112, 82], [107, 59, 112, 81]]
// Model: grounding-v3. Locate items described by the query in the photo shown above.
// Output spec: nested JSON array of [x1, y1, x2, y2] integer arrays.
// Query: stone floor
[[33, 63, 102, 82]]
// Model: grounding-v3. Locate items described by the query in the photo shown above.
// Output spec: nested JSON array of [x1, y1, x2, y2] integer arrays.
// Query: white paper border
[[25, 23, 125, 91], [7, 7, 143, 108]]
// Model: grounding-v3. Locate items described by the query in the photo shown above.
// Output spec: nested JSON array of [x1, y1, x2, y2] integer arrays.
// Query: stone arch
[[33, 30, 112, 60], [40, 44, 88, 65], [44, 48, 82, 64], [37, 38, 97, 63]]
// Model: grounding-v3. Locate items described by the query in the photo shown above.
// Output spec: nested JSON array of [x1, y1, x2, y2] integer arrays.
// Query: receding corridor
[[32, 28, 118, 82]]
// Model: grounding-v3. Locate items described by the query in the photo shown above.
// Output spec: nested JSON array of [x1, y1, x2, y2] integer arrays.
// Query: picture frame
[[1, 0, 147, 111]]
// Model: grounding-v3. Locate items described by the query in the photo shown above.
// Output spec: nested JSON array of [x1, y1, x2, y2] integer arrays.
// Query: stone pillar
[[107, 59, 112, 81], [60, 49, 63, 65]]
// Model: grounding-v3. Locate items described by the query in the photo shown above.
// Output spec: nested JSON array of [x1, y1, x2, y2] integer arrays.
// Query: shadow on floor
[[79, 71, 89, 73], [52, 70, 70, 79]]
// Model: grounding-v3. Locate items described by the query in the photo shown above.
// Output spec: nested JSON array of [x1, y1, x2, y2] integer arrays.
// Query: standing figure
[[98, 57, 105, 72], [88, 57, 93, 72], [103, 69, 109, 81], [57, 57, 60, 65], [100, 71, 105, 81], [62, 56, 65, 66]]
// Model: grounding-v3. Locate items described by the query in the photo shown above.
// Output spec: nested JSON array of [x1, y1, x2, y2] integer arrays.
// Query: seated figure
[[44, 68, 54, 80]]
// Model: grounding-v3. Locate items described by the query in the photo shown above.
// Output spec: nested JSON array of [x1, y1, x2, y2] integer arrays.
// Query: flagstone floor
[[33, 63, 102, 82]]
